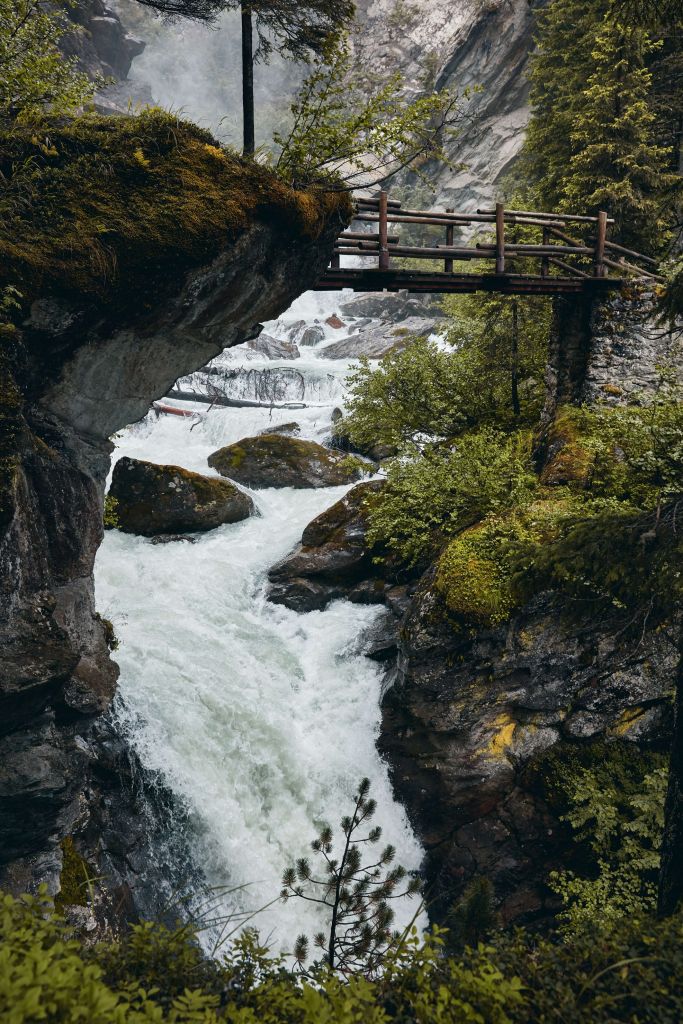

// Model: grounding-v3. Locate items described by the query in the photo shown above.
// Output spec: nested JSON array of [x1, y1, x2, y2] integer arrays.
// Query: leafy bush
[[544, 747, 668, 934], [2, 885, 683, 1023], [365, 428, 537, 567]]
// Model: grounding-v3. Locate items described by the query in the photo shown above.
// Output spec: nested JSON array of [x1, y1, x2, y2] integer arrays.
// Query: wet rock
[[325, 314, 346, 329], [208, 434, 366, 489], [339, 292, 443, 321], [258, 421, 301, 437], [380, 575, 676, 927], [245, 333, 300, 360], [267, 481, 389, 610], [320, 317, 438, 359], [110, 457, 254, 536], [299, 325, 326, 346]]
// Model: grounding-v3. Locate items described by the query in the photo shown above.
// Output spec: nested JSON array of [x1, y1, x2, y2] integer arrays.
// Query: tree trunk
[[241, 2, 255, 156], [511, 300, 520, 418], [658, 633, 683, 916]]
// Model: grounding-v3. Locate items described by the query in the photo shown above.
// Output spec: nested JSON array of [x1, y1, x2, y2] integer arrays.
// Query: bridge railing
[[330, 192, 662, 285]]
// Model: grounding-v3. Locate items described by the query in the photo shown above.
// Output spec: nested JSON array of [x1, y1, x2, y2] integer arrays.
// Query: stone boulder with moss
[[267, 480, 402, 612], [109, 457, 254, 536], [208, 434, 369, 489]]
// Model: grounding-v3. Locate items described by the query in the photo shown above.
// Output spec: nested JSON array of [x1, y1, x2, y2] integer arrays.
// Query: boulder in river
[[258, 421, 301, 437], [208, 434, 368, 489], [320, 316, 438, 359], [339, 292, 444, 321], [244, 333, 300, 360], [109, 456, 254, 536], [268, 481, 393, 611]]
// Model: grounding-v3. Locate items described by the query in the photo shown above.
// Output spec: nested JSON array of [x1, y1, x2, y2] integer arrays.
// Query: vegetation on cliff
[[0, 110, 350, 315]]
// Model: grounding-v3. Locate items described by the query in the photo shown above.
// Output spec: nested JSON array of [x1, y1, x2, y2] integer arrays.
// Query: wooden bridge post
[[541, 228, 550, 278], [379, 191, 390, 271], [495, 202, 505, 274], [594, 211, 608, 278], [445, 208, 454, 273]]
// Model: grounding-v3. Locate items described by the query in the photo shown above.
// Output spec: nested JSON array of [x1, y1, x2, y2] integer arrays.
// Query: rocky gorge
[[2, 0, 682, 955]]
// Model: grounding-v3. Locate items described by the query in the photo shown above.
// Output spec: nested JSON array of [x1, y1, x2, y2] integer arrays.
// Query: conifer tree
[[564, 21, 674, 248], [281, 778, 421, 976]]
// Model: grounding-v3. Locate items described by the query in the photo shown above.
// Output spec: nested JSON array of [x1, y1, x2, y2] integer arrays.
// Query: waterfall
[[94, 294, 425, 954]]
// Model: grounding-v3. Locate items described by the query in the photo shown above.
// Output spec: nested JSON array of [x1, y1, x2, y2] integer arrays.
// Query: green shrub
[[365, 428, 537, 568]]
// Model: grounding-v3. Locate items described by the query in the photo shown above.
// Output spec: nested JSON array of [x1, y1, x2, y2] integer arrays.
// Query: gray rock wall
[[0, 212, 341, 920]]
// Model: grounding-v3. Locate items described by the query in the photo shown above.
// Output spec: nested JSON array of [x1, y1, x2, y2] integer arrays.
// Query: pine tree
[[564, 21, 674, 248], [281, 778, 421, 976]]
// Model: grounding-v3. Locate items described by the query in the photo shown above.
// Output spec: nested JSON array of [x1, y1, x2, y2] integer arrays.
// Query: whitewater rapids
[[94, 293, 425, 955]]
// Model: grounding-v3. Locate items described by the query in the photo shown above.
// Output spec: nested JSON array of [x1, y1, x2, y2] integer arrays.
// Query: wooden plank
[[604, 239, 658, 266], [340, 230, 400, 243], [603, 255, 665, 281], [378, 191, 390, 271], [548, 256, 592, 279], [445, 208, 454, 274], [476, 243, 593, 255], [478, 207, 615, 225]]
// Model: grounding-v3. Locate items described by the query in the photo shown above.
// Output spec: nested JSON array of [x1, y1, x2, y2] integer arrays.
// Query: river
[[94, 290, 425, 955]]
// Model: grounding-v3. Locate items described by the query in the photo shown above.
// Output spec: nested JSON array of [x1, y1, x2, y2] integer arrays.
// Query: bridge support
[[541, 291, 599, 425]]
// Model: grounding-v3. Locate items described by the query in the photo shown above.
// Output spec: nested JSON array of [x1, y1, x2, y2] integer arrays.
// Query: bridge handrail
[[333, 191, 662, 285]]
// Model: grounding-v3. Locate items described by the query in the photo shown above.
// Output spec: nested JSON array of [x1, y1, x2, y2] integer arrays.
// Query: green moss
[[435, 497, 579, 627], [54, 838, 96, 911], [0, 110, 351, 312]]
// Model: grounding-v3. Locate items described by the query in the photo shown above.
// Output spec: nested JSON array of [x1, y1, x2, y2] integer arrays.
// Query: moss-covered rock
[[0, 110, 351, 312], [207, 434, 368, 489], [109, 456, 254, 536]]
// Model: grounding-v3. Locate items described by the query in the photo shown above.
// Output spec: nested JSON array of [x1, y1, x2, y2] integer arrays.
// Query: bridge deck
[[316, 268, 620, 296]]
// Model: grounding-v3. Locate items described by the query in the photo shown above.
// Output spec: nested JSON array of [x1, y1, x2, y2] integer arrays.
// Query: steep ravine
[[0, 141, 349, 920]]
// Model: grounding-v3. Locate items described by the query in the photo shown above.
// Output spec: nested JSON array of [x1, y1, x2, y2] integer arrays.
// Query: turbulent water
[[95, 292, 424, 955]]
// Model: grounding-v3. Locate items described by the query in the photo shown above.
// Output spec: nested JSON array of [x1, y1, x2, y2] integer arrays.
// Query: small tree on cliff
[[0, 0, 98, 122], [281, 778, 421, 976]]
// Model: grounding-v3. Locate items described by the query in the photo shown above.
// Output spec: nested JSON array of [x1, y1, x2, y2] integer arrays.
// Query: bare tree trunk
[[241, 2, 255, 156], [658, 635, 683, 916]]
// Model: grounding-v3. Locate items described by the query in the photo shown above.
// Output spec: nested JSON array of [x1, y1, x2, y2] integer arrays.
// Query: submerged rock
[[268, 481, 392, 611], [109, 457, 254, 535], [257, 421, 301, 437], [208, 434, 367, 489]]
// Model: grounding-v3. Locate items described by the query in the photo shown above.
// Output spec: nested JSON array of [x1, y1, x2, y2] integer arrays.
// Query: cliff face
[[355, 0, 544, 207], [0, 118, 348, 911]]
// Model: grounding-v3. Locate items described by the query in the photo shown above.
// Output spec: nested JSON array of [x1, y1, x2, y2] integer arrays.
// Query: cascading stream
[[94, 292, 425, 953]]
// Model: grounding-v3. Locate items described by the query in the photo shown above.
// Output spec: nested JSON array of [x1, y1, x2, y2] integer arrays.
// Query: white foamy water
[[95, 303, 424, 955]]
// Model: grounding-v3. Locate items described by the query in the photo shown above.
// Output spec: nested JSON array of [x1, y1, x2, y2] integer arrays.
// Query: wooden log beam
[[478, 207, 615, 225], [495, 202, 505, 274], [548, 256, 592, 279], [604, 239, 658, 266], [378, 190, 390, 271], [594, 211, 608, 278]]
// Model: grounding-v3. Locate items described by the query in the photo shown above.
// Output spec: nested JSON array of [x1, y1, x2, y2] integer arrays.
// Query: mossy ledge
[[0, 109, 351, 313]]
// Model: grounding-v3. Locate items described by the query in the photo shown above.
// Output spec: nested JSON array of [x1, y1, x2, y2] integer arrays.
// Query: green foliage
[[104, 495, 121, 530], [4, 884, 683, 1023], [0, 0, 99, 123], [281, 777, 421, 975], [274, 33, 463, 188], [540, 746, 669, 935], [446, 878, 498, 954], [365, 428, 537, 568], [440, 292, 551, 426], [524, 0, 678, 251]]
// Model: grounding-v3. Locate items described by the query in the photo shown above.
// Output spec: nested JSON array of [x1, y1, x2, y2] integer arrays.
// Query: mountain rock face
[[0, 181, 345, 917], [355, 0, 545, 207]]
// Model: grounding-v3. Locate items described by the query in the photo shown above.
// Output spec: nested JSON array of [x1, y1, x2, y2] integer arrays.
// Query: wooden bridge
[[316, 192, 661, 296]]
